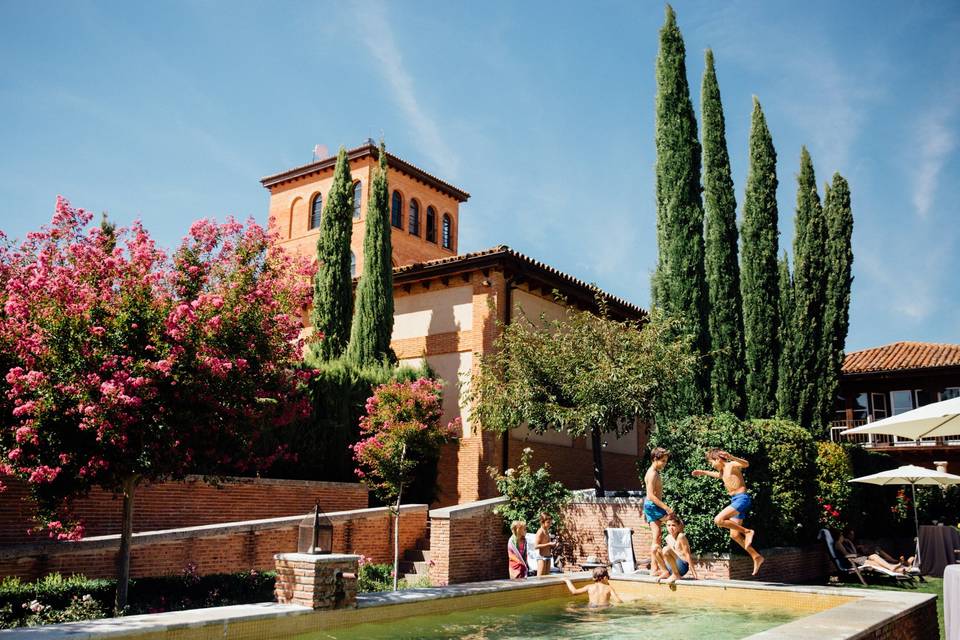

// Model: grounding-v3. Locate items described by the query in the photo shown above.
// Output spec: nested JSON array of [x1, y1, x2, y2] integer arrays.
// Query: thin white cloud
[[353, 1, 459, 176], [911, 100, 958, 219]]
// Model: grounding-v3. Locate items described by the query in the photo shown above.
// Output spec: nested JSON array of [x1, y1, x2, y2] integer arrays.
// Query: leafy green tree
[[652, 4, 709, 414], [740, 98, 781, 418], [467, 303, 699, 497], [781, 147, 828, 433], [701, 49, 746, 417], [816, 174, 854, 430], [347, 141, 396, 365], [488, 447, 572, 533], [775, 251, 794, 416], [309, 147, 355, 361]]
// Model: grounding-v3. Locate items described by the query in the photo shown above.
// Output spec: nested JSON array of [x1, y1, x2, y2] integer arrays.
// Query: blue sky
[[0, 0, 957, 351]]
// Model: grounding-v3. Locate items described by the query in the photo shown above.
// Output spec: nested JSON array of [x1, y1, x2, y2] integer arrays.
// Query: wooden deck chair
[[819, 529, 914, 586]]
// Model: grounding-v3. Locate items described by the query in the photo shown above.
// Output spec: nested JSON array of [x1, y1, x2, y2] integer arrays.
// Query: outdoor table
[[945, 564, 960, 640], [919, 524, 960, 578]]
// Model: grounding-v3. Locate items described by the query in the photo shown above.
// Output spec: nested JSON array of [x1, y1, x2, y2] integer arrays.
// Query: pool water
[[302, 594, 803, 639]]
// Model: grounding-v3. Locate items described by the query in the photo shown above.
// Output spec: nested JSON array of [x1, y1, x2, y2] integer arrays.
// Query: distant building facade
[[263, 144, 647, 505]]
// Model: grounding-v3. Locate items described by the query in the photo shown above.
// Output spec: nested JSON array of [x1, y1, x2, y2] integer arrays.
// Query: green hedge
[[0, 571, 275, 629], [647, 413, 818, 554]]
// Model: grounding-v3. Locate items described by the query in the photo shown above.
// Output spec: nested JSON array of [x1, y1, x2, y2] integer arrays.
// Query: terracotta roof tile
[[842, 341, 960, 374], [392, 245, 647, 319]]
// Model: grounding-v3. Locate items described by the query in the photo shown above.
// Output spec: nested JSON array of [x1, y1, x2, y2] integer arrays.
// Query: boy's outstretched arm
[[691, 469, 720, 479], [609, 584, 623, 604], [564, 578, 589, 595], [721, 451, 749, 467]]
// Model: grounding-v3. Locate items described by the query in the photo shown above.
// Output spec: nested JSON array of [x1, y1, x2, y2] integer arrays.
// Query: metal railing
[[830, 419, 960, 449]]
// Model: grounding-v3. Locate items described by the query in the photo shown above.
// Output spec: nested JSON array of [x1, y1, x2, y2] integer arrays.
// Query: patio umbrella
[[841, 396, 960, 440], [849, 464, 960, 569]]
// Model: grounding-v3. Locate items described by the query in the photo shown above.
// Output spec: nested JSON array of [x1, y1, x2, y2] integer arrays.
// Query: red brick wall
[[428, 498, 510, 586], [0, 505, 425, 582], [869, 597, 939, 640], [0, 476, 367, 546]]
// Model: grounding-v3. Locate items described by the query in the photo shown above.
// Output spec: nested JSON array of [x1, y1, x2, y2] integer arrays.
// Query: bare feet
[[665, 574, 678, 584], [752, 555, 765, 576], [744, 528, 755, 550]]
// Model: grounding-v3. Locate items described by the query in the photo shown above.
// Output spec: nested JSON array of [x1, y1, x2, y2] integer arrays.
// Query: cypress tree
[[308, 147, 355, 362], [652, 4, 709, 414], [781, 147, 828, 433], [347, 141, 396, 365], [816, 174, 854, 430], [775, 251, 794, 416], [740, 98, 781, 418], [701, 49, 746, 417]]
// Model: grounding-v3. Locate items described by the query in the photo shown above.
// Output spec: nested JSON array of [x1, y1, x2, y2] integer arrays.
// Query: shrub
[[0, 571, 275, 629], [488, 447, 572, 533], [647, 413, 817, 554], [356, 562, 429, 592], [815, 441, 852, 530]]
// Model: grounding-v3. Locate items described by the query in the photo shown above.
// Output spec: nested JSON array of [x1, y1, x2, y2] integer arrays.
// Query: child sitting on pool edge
[[660, 513, 697, 583], [563, 567, 623, 607]]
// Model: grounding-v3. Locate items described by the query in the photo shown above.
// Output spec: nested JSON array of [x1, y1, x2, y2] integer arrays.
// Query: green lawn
[[829, 576, 943, 640]]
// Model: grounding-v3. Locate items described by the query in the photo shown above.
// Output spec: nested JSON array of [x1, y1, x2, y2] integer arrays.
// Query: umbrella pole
[[911, 482, 921, 572]]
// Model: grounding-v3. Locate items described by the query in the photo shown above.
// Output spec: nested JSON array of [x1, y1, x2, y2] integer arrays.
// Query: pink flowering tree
[[0, 198, 313, 612], [352, 379, 458, 590]]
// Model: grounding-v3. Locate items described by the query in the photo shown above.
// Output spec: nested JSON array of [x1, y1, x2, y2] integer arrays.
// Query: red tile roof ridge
[[843, 341, 960, 374]]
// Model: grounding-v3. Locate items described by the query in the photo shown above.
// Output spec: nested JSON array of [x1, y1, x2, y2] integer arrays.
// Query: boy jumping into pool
[[563, 567, 623, 607], [643, 447, 673, 578], [692, 449, 765, 576]]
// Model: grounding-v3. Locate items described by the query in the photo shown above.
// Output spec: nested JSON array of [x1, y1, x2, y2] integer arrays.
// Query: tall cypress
[[775, 251, 794, 416], [781, 147, 828, 433], [652, 4, 709, 414], [347, 141, 396, 365], [701, 49, 746, 417], [740, 98, 781, 418], [816, 174, 854, 430], [308, 147, 355, 362]]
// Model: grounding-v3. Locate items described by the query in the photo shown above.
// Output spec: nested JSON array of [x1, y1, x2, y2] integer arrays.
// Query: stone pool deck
[[0, 572, 938, 639]]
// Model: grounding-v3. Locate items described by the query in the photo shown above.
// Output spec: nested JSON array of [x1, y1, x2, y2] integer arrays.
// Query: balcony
[[830, 419, 960, 451]]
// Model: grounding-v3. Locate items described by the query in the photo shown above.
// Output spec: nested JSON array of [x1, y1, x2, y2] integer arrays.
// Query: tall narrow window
[[353, 182, 362, 219], [309, 194, 322, 230], [442, 214, 452, 249], [391, 191, 403, 228], [408, 200, 420, 236], [350, 251, 356, 277], [426, 207, 437, 243]]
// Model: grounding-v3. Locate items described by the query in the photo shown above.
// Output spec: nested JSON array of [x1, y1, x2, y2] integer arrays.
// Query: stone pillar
[[274, 553, 360, 609]]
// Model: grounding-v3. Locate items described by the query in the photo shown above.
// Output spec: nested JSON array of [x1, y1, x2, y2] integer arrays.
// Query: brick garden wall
[[428, 497, 510, 585], [0, 504, 427, 582], [0, 476, 368, 546]]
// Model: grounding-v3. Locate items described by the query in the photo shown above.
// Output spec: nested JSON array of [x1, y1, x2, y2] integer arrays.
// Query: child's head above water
[[650, 447, 670, 468], [592, 566, 609, 582]]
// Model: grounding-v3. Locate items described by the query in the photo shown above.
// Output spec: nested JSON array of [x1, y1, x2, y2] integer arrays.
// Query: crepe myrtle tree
[[351, 378, 458, 590], [467, 299, 700, 497], [0, 198, 314, 613]]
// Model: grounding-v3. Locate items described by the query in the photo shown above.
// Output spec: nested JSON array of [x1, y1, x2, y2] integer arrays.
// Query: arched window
[[309, 194, 322, 230], [425, 206, 437, 243], [442, 214, 452, 249], [408, 200, 420, 236], [352, 181, 362, 219], [350, 251, 356, 277], [391, 191, 403, 229]]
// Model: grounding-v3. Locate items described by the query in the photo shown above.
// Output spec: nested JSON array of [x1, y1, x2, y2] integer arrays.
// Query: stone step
[[398, 560, 429, 574], [404, 549, 431, 562], [403, 573, 425, 584]]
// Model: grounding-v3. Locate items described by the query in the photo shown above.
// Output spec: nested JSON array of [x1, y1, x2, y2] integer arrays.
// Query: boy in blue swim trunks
[[643, 447, 673, 578], [692, 449, 765, 576]]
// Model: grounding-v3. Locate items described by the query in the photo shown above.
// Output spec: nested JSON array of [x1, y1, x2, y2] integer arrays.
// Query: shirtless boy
[[660, 514, 697, 584], [564, 567, 623, 607], [692, 448, 765, 576], [643, 447, 673, 578], [533, 512, 558, 577]]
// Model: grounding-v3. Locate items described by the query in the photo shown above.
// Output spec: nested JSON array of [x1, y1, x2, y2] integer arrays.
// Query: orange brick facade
[[0, 476, 367, 546]]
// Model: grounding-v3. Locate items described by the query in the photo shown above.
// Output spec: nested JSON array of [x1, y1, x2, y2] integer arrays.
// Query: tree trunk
[[591, 427, 605, 498], [115, 474, 138, 615], [392, 444, 406, 592]]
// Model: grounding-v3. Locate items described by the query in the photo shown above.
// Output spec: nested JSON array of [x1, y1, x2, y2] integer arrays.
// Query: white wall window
[[870, 393, 888, 420], [890, 390, 914, 416]]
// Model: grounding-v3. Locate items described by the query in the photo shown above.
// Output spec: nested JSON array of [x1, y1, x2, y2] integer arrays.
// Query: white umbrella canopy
[[849, 464, 960, 571], [841, 396, 960, 440]]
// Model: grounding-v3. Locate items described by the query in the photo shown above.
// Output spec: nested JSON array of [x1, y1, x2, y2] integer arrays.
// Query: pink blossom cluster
[[0, 197, 315, 538], [351, 378, 458, 502]]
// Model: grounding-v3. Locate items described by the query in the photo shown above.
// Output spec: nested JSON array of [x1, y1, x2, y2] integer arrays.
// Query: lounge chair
[[525, 532, 562, 575], [605, 527, 637, 574], [819, 529, 914, 585]]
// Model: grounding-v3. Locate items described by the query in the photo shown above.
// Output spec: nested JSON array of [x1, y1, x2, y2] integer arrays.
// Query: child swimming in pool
[[692, 448, 765, 575], [564, 567, 623, 607], [643, 447, 673, 578], [660, 514, 697, 583]]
